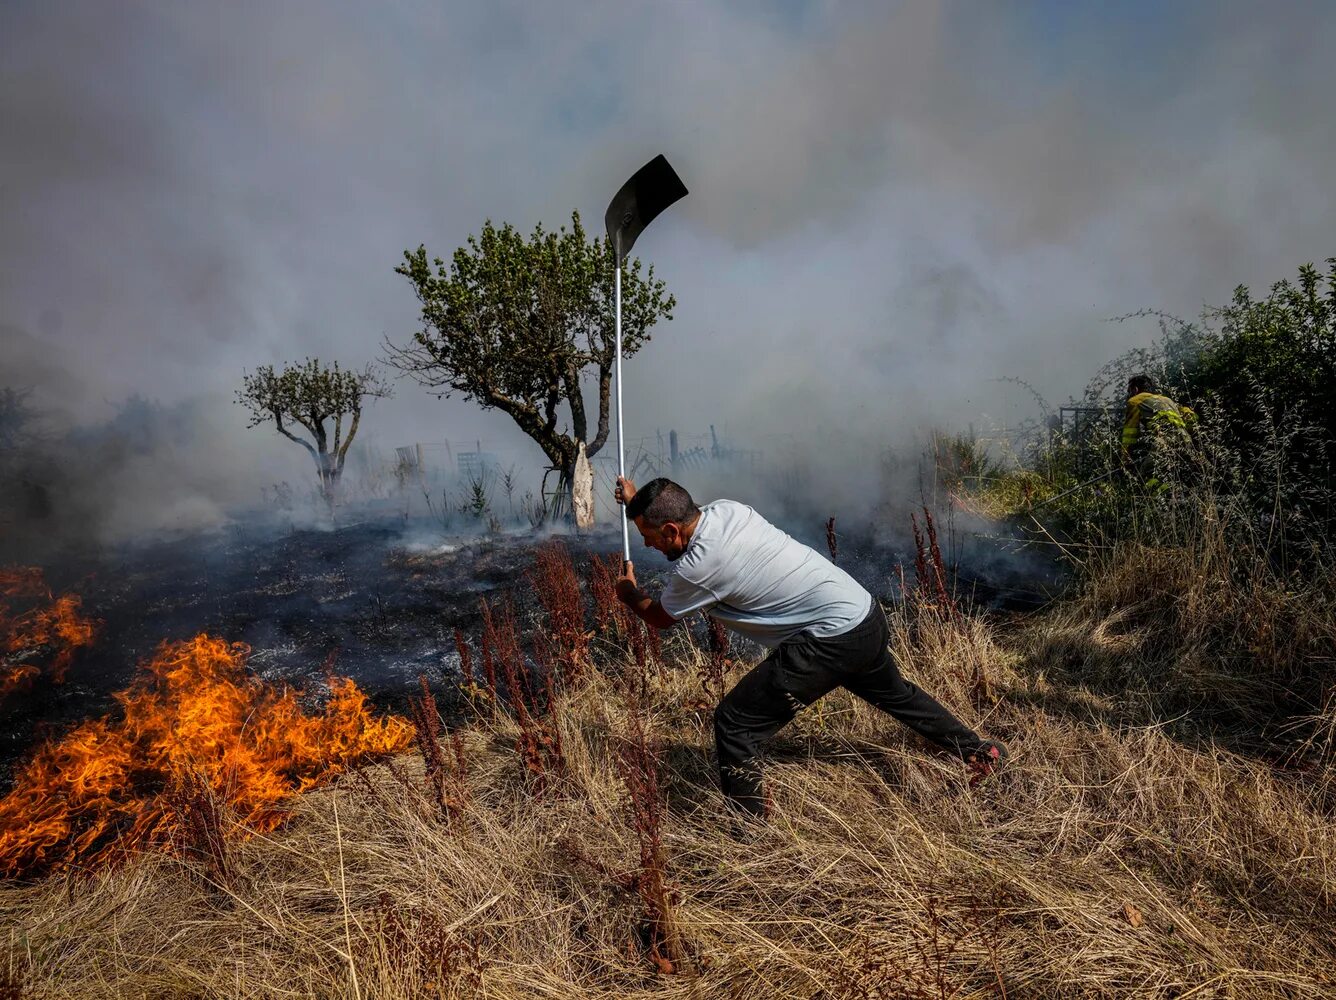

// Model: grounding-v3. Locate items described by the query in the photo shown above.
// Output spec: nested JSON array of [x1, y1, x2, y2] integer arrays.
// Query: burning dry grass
[[1, 543, 1334, 998], [0, 634, 412, 878], [1, 567, 97, 700]]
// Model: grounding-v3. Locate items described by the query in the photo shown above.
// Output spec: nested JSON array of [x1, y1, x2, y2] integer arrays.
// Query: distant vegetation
[[947, 259, 1336, 571], [236, 358, 390, 507]]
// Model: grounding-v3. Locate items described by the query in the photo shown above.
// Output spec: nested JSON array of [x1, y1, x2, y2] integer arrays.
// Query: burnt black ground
[[1, 511, 623, 783], [1, 503, 1063, 785]]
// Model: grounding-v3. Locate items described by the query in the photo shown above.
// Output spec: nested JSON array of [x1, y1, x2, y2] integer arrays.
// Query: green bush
[[977, 260, 1336, 562]]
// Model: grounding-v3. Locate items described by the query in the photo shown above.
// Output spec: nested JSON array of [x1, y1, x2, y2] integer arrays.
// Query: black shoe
[[728, 816, 765, 843], [965, 740, 1008, 787], [724, 799, 768, 842]]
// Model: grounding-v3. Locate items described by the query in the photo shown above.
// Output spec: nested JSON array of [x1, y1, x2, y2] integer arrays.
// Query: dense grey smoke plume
[[3, 1, 1334, 552]]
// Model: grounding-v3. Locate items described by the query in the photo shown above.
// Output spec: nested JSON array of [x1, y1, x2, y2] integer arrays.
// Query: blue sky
[[2, 1, 1334, 530]]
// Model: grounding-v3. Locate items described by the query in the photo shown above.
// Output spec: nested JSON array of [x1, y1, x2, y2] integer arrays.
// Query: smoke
[[3, 1, 1335, 554]]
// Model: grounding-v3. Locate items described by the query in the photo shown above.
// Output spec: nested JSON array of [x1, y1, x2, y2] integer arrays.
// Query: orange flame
[[0, 633, 412, 878], [1, 566, 98, 696]]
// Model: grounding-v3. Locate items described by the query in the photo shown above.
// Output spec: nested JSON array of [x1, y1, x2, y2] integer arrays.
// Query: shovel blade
[[604, 154, 688, 262]]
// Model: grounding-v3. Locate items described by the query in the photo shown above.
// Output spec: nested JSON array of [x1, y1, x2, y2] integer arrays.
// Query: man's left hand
[[615, 560, 639, 605]]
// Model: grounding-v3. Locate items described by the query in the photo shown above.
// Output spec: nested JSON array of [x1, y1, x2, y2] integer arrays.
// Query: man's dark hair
[[625, 477, 699, 526], [1127, 373, 1161, 396]]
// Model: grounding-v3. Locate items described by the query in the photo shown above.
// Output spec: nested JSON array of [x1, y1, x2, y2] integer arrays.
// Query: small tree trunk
[[547, 437, 581, 525], [317, 451, 338, 518]]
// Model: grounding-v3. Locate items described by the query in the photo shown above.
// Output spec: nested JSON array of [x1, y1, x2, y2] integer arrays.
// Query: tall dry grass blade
[[332, 795, 363, 1000]]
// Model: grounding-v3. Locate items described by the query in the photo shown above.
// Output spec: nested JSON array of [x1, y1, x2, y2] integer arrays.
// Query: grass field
[[1, 533, 1334, 999]]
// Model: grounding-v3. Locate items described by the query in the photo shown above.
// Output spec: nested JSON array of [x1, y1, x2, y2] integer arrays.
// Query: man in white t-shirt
[[614, 476, 1007, 818]]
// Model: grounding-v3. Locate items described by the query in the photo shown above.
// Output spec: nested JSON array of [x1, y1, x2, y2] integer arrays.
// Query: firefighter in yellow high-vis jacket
[[1121, 374, 1198, 490]]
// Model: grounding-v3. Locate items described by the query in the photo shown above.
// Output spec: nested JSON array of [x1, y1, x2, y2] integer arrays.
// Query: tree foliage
[[236, 359, 389, 499], [1044, 260, 1336, 552], [383, 211, 675, 482], [1118, 261, 1334, 533], [1183, 261, 1336, 456]]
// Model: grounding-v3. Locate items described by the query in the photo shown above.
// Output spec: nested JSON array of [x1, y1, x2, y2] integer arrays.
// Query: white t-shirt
[[659, 499, 872, 648]]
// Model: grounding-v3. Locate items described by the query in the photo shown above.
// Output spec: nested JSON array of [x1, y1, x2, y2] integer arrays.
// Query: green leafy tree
[[1179, 261, 1336, 540], [236, 359, 389, 502], [1093, 262, 1336, 440], [383, 211, 675, 509], [1184, 261, 1335, 452]]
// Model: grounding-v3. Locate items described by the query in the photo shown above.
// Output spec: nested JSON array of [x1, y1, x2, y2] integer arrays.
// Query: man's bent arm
[[614, 559, 678, 630], [617, 586, 679, 630]]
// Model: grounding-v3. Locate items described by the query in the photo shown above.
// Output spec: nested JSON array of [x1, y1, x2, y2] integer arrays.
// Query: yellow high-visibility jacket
[[1121, 392, 1197, 464]]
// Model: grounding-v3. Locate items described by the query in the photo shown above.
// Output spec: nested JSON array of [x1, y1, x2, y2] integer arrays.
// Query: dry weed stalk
[[627, 615, 649, 680], [475, 622, 500, 708], [827, 515, 839, 563], [453, 628, 473, 688], [358, 890, 485, 997], [618, 695, 684, 975], [910, 508, 952, 608], [167, 772, 233, 889], [448, 728, 469, 791], [408, 675, 470, 822], [589, 553, 662, 694], [480, 597, 567, 797], [644, 616, 662, 664], [909, 508, 995, 707], [452, 627, 492, 713], [409, 675, 446, 802], [696, 614, 732, 704], [527, 541, 590, 686], [827, 893, 1009, 1000], [348, 754, 458, 831], [588, 552, 622, 638]]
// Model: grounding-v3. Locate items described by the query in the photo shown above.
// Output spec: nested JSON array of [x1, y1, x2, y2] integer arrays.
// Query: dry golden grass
[[2, 546, 1334, 999]]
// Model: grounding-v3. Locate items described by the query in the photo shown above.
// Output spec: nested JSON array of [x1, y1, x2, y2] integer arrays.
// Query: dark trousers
[[712, 602, 985, 816]]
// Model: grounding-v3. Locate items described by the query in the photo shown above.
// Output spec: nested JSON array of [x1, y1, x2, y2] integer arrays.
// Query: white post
[[615, 253, 630, 563]]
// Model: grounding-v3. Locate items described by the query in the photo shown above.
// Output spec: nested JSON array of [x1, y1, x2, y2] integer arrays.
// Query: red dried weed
[[528, 541, 590, 686], [619, 695, 684, 974]]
